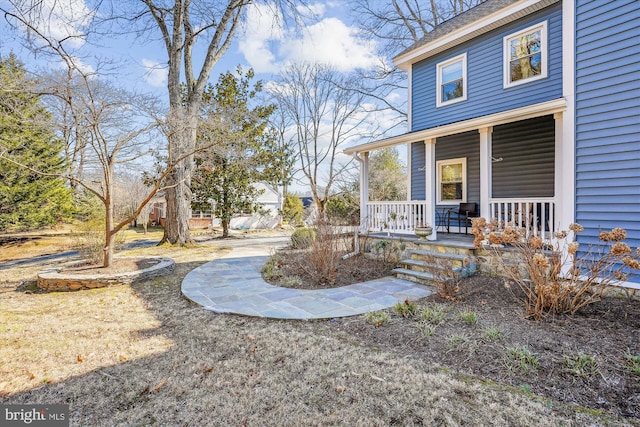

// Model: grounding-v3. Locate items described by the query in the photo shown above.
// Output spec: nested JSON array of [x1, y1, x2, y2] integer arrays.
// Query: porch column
[[424, 138, 437, 240], [359, 151, 369, 227], [554, 112, 566, 230], [479, 126, 493, 220]]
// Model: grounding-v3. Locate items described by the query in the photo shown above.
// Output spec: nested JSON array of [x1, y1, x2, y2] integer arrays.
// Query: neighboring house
[[148, 183, 282, 230], [345, 0, 640, 285]]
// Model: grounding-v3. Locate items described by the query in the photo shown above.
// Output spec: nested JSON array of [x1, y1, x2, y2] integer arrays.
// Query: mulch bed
[[267, 247, 640, 419], [264, 248, 396, 289], [60, 258, 161, 275], [328, 275, 640, 419]]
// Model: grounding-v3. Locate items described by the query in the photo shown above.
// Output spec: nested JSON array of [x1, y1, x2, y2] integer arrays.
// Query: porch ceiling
[[343, 98, 566, 155]]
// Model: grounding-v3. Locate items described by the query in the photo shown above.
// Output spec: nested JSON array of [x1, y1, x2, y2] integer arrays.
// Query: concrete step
[[392, 268, 437, 286], [408, 250, 471, 266]]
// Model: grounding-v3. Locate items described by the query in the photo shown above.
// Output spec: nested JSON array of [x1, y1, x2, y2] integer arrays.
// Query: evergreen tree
[[0, 54, 73, 230], [192, 67, 282, 237], [369, 147, 407, 201]]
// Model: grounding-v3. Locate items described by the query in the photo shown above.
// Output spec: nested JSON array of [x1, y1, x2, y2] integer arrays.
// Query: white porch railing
[[365, 201, 428, 234], [489, 198, 556, 239]]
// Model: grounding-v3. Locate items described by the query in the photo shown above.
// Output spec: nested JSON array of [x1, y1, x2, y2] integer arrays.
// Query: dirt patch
[[326, 275, 640, 419]]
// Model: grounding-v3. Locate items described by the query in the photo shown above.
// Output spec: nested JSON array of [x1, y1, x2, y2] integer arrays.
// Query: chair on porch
[[447, 202, 477, 235]]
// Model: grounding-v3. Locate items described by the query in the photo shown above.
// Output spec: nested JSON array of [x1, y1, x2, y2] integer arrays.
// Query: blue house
[[345, 0, 640, 286]]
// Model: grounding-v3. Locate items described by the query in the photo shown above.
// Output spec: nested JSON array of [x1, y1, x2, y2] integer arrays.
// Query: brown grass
[[0, 234, 630, 425]]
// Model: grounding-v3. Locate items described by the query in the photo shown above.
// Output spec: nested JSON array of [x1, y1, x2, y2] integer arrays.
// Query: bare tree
[[3, 0, 302, 246], [269, 63, 370, 215], [126, 0, 301, 245], [0, 4, 185, 266], [351, 0, 484, 129]]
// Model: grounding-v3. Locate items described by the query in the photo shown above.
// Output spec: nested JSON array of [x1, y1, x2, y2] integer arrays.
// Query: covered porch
[[347, 100, 570, 241]]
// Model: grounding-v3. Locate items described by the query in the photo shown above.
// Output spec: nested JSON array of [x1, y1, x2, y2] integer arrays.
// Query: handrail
[[489, 198, 556, 239]]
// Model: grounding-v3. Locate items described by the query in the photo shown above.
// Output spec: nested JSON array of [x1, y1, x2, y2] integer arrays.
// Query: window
[[437, 158, 466, 204], [436, 53, 467, 107], [503, 21, 548, 88]]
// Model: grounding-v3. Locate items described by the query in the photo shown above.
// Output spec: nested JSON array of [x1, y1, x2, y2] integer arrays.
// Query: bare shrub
[[420, 254, 461, 300], [473, 220, 640, 320], [72, 220, 126, 264], [300, 218, 348, 286]]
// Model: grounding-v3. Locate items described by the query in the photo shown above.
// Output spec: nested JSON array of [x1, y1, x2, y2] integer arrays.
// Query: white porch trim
[[479, 126, 492, 223], [344, 98, 566, 155], [424, 139, 437, 240]]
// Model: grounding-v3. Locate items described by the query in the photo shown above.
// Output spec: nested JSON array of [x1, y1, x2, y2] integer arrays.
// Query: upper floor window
[[436, 53, 467, 107], [503, 21, 548, 88]]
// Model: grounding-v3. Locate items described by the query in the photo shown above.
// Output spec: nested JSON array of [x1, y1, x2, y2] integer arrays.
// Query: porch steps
[[393, 243, 477, 287]]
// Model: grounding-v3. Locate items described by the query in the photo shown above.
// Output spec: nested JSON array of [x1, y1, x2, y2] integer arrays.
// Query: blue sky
[[1, 1, 382, 94], [0, 0, 407, 193]]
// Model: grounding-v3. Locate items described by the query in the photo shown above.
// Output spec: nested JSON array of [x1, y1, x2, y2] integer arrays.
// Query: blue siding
[[409, 133, 480, 214], [411, 3, 562, 131], [410, 142, 426, 200], [575, 0, 640, 283]]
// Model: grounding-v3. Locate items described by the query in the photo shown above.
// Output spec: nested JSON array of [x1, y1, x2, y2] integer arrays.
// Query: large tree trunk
[[161, 105, 198, 246], [103, 194, 115, 268]]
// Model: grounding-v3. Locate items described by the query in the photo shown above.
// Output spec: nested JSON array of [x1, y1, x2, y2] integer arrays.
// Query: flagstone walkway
[[182, 235, 433, 320]]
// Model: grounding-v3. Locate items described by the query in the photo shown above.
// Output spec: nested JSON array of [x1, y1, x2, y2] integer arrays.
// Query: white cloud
[[24, 0, 94, 49], [239, 4, 378, 74], [142, 59, 168, 87], [296, 3, 326, 18], [238, 3, 284, 74], [280, 18, 377, 72]]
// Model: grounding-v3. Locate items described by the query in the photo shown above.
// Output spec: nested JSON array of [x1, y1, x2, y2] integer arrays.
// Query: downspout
[[343, 152, 364, 259]]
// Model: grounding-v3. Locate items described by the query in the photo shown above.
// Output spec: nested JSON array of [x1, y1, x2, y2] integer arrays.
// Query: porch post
[[360, 151, 369, 228], [424, 139, 437, 240], [554, 112, 564, 229], [479, 126, 493, 220]]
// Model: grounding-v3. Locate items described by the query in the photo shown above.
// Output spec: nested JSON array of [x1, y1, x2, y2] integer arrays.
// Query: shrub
[[365, 311, 389, 327], [473, 220, 640, 320], [483, 325, 504, 341], [458, 310, 478, 325], [393, 299, 418, 318], [420, 305, 446, 324], [325, 193, 359, 225], [290, 227, 317, 249], [370, 239, 405, 264], [564, 353, 598, 378], [282, 194, 304, 226], [504, 345, 539, 374], [300, 218, 345, 286], [420, 254, 461, 300], [261, 253, 284, 281]]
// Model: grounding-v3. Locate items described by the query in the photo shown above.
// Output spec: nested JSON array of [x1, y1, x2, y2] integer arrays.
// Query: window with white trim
[[503, 21, 548, 88], [437, 158, 466, 204], [436, 53, 467, 107]]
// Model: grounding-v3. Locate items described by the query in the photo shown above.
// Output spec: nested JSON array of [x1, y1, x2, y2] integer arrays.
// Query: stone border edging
[[37, 257, 175, 291]]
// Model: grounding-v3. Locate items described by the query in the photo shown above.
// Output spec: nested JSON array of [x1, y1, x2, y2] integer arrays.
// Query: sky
[[0, 0, 408, 193]]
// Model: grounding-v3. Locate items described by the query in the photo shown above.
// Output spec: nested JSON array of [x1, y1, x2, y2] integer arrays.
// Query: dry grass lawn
[[0, 235, 633, 426]]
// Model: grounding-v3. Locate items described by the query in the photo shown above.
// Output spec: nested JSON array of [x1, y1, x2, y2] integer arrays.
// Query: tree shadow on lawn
[[0, 259, 636, 426]]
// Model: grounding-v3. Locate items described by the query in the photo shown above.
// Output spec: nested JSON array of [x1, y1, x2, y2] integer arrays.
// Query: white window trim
[[436, 53, 467, 107], [503, 21, 548, 89], [436, 157, 467, 205]]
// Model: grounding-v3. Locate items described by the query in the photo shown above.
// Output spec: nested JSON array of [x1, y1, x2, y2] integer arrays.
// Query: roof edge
[[393, 0, 559, 70]]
